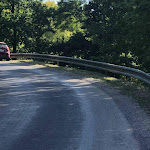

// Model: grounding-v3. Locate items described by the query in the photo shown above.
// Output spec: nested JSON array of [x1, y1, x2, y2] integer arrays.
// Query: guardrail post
[[57, 61, 59, 66]]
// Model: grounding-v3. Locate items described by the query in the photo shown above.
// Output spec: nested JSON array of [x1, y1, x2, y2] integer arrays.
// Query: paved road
[[0, 62, 140, 150]]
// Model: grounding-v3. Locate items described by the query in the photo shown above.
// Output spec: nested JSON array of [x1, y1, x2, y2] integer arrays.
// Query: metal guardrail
[[10, 53, 150, 85]]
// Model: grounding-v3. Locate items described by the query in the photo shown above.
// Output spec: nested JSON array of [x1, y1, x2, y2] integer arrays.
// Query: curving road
[[0, 61, 140, 150]]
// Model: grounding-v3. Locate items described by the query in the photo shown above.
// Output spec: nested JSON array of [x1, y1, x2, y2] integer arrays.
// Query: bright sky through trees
[[43, 0, 59, 3]]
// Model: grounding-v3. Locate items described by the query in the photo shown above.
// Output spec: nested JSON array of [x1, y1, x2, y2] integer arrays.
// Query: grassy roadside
[[13, 59, 150, 114]]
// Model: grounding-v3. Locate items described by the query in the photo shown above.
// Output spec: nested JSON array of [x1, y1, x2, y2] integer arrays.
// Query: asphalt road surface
[[0, 61, 140, 150]]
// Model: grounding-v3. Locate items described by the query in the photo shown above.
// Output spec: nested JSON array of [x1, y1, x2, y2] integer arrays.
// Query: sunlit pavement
[[0, 61, 140, 150]]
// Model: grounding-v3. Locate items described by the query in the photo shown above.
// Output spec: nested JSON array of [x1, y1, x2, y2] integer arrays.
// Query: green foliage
[[82, 0, 149, 71], [55, 0, 84, 33], [0, 0, 149, 72], [126, 0, 150, 71], [0, 0, 35, 52], [84, 1, 129, 64]]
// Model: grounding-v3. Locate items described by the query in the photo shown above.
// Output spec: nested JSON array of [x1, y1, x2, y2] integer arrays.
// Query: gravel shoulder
[[88, 79, 150, 150]]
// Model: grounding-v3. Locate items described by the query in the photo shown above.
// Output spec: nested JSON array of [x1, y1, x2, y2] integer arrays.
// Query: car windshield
[[0, 43, 7, 52]]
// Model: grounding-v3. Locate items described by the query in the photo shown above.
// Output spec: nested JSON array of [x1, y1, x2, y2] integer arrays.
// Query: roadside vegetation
[[0, 0, 150, 73]]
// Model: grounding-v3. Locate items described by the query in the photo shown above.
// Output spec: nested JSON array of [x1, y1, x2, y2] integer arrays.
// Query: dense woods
[[0, 0, 150, 72]]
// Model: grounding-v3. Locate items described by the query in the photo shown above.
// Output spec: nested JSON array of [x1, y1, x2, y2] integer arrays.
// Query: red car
[[0, 42, 10, 61]]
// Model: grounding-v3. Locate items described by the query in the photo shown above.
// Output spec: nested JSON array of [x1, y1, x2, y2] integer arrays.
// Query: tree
[[0, 0, 35, 52], [84, 0, 132, 64], [0, 1, 11, 44], [127, 0, 150, 71], [0, 0, 54, 53]]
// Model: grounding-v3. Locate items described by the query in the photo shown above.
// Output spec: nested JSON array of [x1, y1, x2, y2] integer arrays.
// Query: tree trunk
[[11, 0, 17, 53]]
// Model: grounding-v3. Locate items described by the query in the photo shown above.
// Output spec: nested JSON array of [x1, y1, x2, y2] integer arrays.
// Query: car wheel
[[6, 58, 10, 61]]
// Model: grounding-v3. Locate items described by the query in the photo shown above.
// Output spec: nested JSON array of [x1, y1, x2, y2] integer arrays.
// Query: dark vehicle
[[0, 42, 10, 61]]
